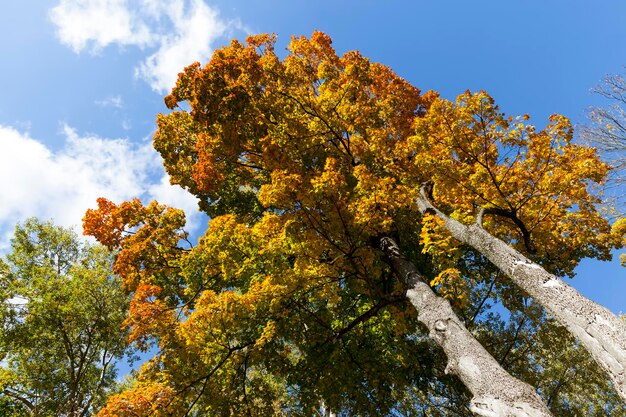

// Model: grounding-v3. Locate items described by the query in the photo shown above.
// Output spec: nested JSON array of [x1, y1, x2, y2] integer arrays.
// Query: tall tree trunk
[[416, 186, 626, 403], [380, 237, 552, 417]]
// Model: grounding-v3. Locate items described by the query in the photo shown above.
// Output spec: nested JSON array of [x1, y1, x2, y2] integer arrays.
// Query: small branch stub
[[434, 319, 448, 332]]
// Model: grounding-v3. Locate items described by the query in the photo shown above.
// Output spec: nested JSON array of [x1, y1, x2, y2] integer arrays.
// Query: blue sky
[[0, 1, 624, 313]]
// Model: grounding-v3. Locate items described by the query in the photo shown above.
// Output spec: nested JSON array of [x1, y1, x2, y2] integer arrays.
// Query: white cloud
[[50, 0, 236, 93], [0, 125, 201, 250], [49, 0, 155, 53], [135, 0, 226, 93]]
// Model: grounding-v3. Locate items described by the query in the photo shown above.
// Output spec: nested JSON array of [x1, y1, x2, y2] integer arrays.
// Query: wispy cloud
[[0, 124, 201, 249], [95, 95, 124, 108], [50, 0, 238, 93], [121, 118, 132, 130]]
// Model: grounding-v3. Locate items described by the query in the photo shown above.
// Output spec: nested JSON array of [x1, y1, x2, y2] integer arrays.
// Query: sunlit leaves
[[84, 197, 189, 293], [612, 218, 626, 266], [97, 380, 180, 417], [409, 91, 620, 276]]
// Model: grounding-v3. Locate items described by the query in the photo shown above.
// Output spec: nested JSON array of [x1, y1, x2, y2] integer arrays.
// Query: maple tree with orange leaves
[[84, 32, 625, 416]]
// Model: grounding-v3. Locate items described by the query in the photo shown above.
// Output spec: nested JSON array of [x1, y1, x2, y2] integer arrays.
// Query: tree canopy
[[83, 32, 625, 416], [0, 218, 131, 417]]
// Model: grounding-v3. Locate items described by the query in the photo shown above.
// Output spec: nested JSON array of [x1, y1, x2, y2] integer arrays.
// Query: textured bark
[[380, 237, 552, 417], [416, 188, 626, 403]]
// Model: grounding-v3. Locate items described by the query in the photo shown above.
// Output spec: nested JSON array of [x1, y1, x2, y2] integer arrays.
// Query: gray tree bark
[[320, 402, 337, 417], [322, 406, 337, 417], [415, 186, 626, 403], [380, 237, 552, 417]]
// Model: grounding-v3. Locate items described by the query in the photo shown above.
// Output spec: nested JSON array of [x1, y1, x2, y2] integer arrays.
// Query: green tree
[[0, 218, 131, 417]]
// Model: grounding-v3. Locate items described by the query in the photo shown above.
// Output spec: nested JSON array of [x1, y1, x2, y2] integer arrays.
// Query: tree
[[583, 73, 626, 198], [582, 72, 626, 266], [84, 32, 624, 415], [408, 92, 626, 400], [468, 291, 626, 417], [0, 218, 131, 417]]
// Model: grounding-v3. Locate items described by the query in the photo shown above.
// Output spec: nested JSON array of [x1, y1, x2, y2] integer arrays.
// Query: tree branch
[[2, 388, 36, 411]]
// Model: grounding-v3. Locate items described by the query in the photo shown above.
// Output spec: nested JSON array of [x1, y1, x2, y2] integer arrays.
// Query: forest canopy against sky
[[0, 1, 625, 416], [1, 0, 624, 309]]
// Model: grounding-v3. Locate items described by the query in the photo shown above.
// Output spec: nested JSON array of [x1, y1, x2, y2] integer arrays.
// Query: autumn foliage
[[84, 32, 624, 415]]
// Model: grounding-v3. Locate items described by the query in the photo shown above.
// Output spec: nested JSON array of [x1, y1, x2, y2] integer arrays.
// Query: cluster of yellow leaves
[[429, 268, 469, 310], [97, 382, 180, 417], [84, 198, 188, 291], [418, 214, 471, 307], [258, 170, 303, 208], [351, 165, 415, 232], [408, 91, 620, 276], [155, 31, 424, 220], [419, 212, 461, 269], [612, 218, 626, 266]]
